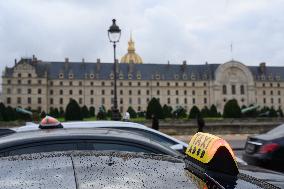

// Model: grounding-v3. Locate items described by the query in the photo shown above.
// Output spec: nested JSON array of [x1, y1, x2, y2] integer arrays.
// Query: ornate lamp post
[[108, 19, 121, 120]]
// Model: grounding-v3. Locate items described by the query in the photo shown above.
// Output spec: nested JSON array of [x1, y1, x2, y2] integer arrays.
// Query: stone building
[[1, 37, 284, 114]]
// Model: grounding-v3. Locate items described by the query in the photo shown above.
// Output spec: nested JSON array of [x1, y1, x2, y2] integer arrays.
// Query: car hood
[[239, 164, 284, 188]]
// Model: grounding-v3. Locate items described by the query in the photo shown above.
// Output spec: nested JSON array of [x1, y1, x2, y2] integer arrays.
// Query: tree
[[89, 106, 95, 117], [277, 107, 284, 117], [59, 108, 65, 117], [201, 106, 210, 117], [81, 106, 90, 118], [5, 106, 16, 121], [0, 103, 6, 121], [162, 105, 173, 118], [137, 111, 146, 118], [188, 106, 200, 119], [209, 104, 218, 117], [65, 99, 83, 121], [146, 98, 164, 119], [269, 107, 277, 117], [223, 99, 241, 118], [173, 106, 187, 119], [127, 106, 137, 118], [40, 111, 46, 118], [49, 107, 59, 118], [97, 106, 107, 120]]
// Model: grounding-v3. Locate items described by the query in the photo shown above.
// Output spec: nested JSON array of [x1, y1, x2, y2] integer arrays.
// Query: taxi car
[[243, 123, 284, 172], [0, 122, 279, 189]]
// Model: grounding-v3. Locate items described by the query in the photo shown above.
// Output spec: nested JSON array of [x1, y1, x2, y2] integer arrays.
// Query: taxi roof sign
[[39, 116, 63, 129], [185, 132, 239, 176]]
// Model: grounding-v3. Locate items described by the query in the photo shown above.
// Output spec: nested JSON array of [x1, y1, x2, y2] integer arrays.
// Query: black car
[[243, 124, 284, 172]]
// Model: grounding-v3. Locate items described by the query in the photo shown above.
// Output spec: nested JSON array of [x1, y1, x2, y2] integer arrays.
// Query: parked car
[[243, 123, 284, 172]]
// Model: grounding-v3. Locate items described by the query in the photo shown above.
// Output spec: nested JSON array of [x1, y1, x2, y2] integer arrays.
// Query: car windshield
[[266, 124, 284, 135]]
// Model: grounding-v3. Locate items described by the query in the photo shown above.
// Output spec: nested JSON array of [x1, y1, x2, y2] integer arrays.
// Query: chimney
[[82, 58, 85, 63], [14, 59, 17, 65], [65, 57, 69, 63], [96, 58, 101, 63], [259, 62, 266, 74], [96, 59, 101, 71], [182, 60, 187, 66]]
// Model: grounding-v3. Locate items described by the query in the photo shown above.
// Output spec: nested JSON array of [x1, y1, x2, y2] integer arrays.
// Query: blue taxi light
[[39, 116, 63, 129]]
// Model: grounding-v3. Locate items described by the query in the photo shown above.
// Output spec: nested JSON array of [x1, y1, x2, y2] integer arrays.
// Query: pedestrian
[[152, 114, 159, 130], [197, 113, 205, 132]]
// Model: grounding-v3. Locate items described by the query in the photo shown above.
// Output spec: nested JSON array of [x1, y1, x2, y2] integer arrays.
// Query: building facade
[[1, 38, 284, 114]]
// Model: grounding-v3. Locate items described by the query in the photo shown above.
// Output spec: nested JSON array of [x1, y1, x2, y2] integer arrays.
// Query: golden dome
[[120, 34, 143, 64]]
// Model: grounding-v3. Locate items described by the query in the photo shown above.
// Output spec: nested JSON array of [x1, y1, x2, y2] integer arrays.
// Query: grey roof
[[3, 58, 284, 81]]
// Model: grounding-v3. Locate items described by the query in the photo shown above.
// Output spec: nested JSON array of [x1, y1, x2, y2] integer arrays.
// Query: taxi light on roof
[[185, 132, 239, 176], [39, 116, 63, 129]]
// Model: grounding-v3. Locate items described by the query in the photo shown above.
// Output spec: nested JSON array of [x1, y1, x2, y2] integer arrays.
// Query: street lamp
[[108, 19, 121, 120]]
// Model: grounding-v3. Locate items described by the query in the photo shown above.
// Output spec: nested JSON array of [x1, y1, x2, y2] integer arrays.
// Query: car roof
[[0, 128, 179, 156]]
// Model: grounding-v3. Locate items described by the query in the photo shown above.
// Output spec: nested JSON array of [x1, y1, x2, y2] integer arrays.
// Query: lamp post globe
[[108, 19, 121, 121]]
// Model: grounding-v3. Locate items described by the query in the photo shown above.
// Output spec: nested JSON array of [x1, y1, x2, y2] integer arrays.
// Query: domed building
[[120, 35, 143, 64]]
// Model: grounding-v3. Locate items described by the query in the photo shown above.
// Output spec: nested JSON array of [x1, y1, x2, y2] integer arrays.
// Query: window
[[69, 90, 73, 95], [18, 80, 21, 84], [90, 90, 94, 95], [147, 82, 150, 86], [262, 83, 265, 87], [138, 98, 141, 104], [38, 97, 41, 104], [7, 80, 11, 84], [90, 98, 94, 104], [277, 83, 280, 87], [192, 82, 195, 87], [60, 98, 63, 105], [270, 83, 273, 87], [69, 81, 73, 86], [271, 98, 274, 104], [7, 97, 11, 104], [38, 89, 42, 94], [192, 90, 195, 95], [167, 98, 170, 104], [50, 98, 53, 104], [38, 80, 41, 84], [129, 90, 132, 95], [60, 90, 63, 95], [204, 98, 207, 104], [50, 81, 53, 86], [176, 98, 179, 104], [138, 106, 141, 111], [175, 82, 178, 87], [102, 90, 105, 95], [90, 82, 94, 86], [120, 98, 123, 104], [167, 90, 170, 95], [157, 90, 160, 95], [184, 98, 187, 104], [28, 88, 32, 94], [146, 90, 150, 95], [278, 91, 281, 95], [231, 85, 236, 95], [17, 88, 21, 94], [111, 90, 114, 95], [270, 90, 273, 95], [263, 90, 266, 95], [167, 82, 170, 87], [7, 88, 11, 94], [129, 98, 132, 104], [102, 98, 105, 104], [120, 90, 123, 95], [138, 82, 141, 86], [111, 82, 113, 86], [60, 81, 63, 86], [278, 98, 281, 104], [263, 98, 266, 104], [204, 90, 207, 95], [79, 81, 82, 86], [157, 82, 160, 86], [240, 85, 245, 95], [28, 73, 32, 77], [27, 97, 31, 104], [28, 80, 31, 84], [129, 82, 132, 86], [184, 82, 187, 87], [50, 90, 53, 95], [17, 97, 21, 104], [18, 73, 21, 77], [120, 82, 123, 86], [176, 90, 179, 95], [192, 98, 195, 104], [184, 90, 187, 95], [79, 98, 82, 104], [203, 82, 207, 86], [79, 90, 82, 95], [138, 90, 141, 95], [102, 81, 105, 86], [222, 85, 227, 95]]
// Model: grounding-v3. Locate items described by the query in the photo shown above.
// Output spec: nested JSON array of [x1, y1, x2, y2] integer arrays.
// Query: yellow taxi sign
[[185, 132, 236, 164]]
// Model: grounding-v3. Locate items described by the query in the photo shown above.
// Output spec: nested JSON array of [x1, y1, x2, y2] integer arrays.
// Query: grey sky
[[0, 0, 284, 75]]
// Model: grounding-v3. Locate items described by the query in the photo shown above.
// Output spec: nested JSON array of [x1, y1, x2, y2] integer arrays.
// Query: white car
[[16, 121, 188, 153]]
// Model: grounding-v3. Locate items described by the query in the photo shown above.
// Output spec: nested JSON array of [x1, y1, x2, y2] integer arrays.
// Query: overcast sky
[[0, 0, 284, 74]]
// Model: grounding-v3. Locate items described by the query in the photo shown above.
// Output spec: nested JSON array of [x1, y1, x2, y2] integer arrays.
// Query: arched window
[[222, 85, 227, 95], [240, 85, 245, 95]]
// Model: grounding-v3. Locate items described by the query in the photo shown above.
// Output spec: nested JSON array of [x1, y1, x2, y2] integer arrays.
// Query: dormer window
[[276, 75, 281, 81], [109, 73, 114, 79], [90, 74, 94, 79], [261, 75, 265, 81], [268, 75, 273, 81], [174, 74, 179, 80], [69, 73, 73, 79], [137, 73, 141, 80], [191, 74, 196, 80], [59, 73, 64, 79], [155, 74, 160, 80], [119, 73, 124, 80], [203, 74, 207, 80], [128, 74, 132, 80], [182, 74, 187, 80]]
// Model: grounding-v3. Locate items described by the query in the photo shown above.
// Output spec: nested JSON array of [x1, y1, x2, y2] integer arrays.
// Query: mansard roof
[[3, 58, 284, 81]]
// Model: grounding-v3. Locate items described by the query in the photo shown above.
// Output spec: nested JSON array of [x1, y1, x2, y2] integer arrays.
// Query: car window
[[8, 143, 76, 156], [267, 124, 284, 135], [116, 128, 178, 147]]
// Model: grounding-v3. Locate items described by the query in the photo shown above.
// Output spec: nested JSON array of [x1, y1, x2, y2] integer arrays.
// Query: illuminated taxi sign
[[39, 116, 63, 129], [186, 132, 239, 176]]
